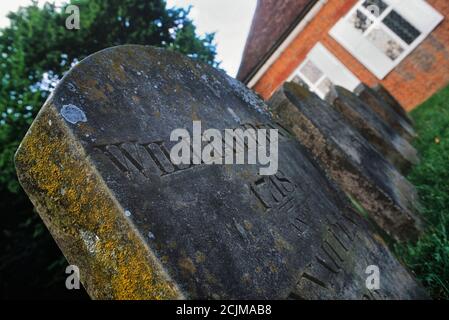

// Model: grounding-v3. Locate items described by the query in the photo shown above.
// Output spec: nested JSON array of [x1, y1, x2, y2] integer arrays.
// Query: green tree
[[0, 0, 216, 298]]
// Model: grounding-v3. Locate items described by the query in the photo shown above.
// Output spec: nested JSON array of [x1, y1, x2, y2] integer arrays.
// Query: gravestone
[[373, 84, 413, 126], [269, 82, 423, 243], [357, 84, 416, 142], [327, 86, 419, 174], [15, 45, 427, 299]]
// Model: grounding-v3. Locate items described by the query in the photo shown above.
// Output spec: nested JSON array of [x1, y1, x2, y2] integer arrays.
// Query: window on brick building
[[329, 0, 443, 79], [288, 43, 361, 99]]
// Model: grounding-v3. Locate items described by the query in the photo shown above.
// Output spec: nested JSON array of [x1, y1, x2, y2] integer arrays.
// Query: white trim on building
[[329, 0, 444, 79], [246, 0, 329, 88], [288, 43, 361, 99]]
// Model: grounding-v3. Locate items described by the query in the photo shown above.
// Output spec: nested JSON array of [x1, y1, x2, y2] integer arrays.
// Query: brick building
[[237, 0, 448, 111]]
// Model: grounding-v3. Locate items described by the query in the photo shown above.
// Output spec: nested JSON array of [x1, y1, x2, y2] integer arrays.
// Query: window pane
[[350, 10, 373, 33], [316, 77, 333, 98], [382, 10, 421, 45], [299, 60, 323, 84], [362, 0, 388, 17], [366, 27, 405, 60]]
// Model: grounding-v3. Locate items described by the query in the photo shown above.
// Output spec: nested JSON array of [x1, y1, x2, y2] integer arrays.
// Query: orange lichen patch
[[243, 220, 253, 231], [268, 262, 278, 274], [106, 83, 114, 93], [111, 59, 128, 83], [78, 78, 108, 103], [153, 110, 161, 118], [372, 233, 387, 247], [132, 95, 141, 104], [273, 233, 294, 253], [15, 102, 183, 300], [178, 257, 196, 275], [195, 251, 206, 264], [191, 104, 200, 121]]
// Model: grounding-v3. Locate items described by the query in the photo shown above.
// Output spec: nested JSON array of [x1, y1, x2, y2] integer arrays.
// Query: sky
[[0, 0, 257, 76]]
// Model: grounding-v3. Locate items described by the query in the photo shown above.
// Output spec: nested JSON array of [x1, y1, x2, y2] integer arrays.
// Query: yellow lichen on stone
[[15, 102, 183, 300]]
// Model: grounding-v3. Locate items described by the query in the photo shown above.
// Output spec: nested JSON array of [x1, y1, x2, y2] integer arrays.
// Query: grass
[[394, 84, 449, 299]]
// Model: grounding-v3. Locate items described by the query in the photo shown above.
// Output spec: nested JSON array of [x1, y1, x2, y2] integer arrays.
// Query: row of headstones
[[269, 81, 423, 243], [15, 45, 428, 299]]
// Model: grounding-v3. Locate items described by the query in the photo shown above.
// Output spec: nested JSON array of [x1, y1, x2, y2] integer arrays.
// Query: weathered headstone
[[327, 86, 419, 174], [269, 82, 423, 243], [372, 84, 414, 126], [357, 84, 416, 142], [15, 45, 427, 299]]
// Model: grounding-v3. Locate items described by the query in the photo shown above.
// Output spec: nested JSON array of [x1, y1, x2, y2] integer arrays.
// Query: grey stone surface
[[328, 86, 419, 174], [358, 84, 416, 141], [373, 84, 413, 126], [269, 82, 424, 243], [15, 45, 427, 299]]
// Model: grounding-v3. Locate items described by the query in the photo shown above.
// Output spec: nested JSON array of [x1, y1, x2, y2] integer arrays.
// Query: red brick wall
[[252, 0, 449, 111]]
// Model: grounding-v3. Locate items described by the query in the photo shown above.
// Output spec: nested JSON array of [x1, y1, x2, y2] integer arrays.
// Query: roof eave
[[240, 0, 321, 85]]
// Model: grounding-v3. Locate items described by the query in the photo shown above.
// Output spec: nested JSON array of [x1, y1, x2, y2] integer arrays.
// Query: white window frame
[[329, 0, 444, 79], [288, 43, 361, 99]]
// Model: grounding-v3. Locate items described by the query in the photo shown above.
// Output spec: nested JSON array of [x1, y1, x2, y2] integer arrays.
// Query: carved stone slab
[[15, 46, 427, 299], [269, 82, 424, 243], [357, 84, 416, 141], [328, 86, 419, 174], [372, 84, 413, 126]]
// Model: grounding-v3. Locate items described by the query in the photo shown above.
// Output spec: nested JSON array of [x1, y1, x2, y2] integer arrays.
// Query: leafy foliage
[[395, 85, 449, 299], [0, 0, 216, 298]]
